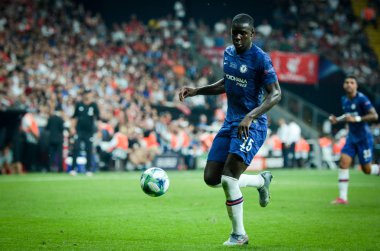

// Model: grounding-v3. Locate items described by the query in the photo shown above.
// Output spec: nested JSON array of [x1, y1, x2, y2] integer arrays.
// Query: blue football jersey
[[223, 45, 278, 131], [341, 92, 373, 142]]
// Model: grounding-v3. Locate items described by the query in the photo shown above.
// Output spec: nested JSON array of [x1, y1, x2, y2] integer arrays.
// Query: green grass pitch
[[0, 169, 379, 250]]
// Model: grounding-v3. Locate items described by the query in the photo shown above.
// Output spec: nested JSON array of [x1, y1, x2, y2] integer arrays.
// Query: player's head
[[231, 13, 254, 54], [83, 88, 92, 103], [343, 75, 358, 96]]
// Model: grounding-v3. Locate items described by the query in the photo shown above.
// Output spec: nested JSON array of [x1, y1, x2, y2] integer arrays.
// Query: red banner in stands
[[270, 51, 319, 85]]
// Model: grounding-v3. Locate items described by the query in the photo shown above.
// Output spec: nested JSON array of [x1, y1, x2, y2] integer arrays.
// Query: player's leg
[[332, 137, 356, 204], [239, 173, 265, 188], [84, 136, 93, 175], [222, 153, 249, 245], [221, 129, 268, 246], [204, 128, 230, 187], [0, 154, 6, 174], [204, 126, 247, 245], [361, 163, 380, 175], [357, 136, 379, 176], [232, 129, 272, 206], [365, 162, 380, 175], [332, 153, 352, 204], [48, 143, 57, 172], [57, 142, 64, 172], [205, 128, 267, 190], [205, 160, 266, 189], [70, 136, 81, 175], [204, 161, 224, 187]]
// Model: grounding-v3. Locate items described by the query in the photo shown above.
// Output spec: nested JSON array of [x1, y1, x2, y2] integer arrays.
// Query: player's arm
[[179, 78, 225, 102], [71, 103, 79, 135], [248, 81, 281, 119], [238, 81, 281, 139], [330, 108, 378, 124], [70, 118, 77, 135], [94, 103, 101, 122], [329, 114, 346, 124], [360, 108, 378, 122], [345, 108, 378, 123]]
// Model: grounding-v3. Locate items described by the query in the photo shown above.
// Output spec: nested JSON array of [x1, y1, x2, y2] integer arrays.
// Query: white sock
[[221, 175, 246, 235], [239, 174, 265, 188], [338, 169, 349, 201], [208, 174, 264, 189], [370, 164, 380, 176]]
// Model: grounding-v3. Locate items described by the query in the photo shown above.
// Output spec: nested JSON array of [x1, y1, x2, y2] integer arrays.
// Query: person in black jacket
[[70, 89, 100, 175], [46, 108, 65, 172]]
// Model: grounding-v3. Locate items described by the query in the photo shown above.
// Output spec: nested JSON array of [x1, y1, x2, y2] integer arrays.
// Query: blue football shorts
[[207, 124, 267, 166], [341, 135, 374, 164]]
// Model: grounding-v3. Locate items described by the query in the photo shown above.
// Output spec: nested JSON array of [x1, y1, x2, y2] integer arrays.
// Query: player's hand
[[329, 115, 337, 124], [178, 87, 197, 102], [238, 116, 252, 140], [70, 128, 76, 136]]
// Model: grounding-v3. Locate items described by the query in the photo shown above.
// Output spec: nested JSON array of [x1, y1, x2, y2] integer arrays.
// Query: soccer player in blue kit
[[178, 14, 281, 246], [329, 76, 379, 205]]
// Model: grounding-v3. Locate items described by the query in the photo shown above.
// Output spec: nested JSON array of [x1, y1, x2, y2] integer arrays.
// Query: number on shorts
[[363, 149, 372, 160], [240, 138, 254, 152]]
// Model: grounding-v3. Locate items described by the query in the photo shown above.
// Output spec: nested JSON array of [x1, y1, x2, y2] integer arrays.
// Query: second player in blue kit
[[329, 76, 379, 205], [179, 13, 281, 246]]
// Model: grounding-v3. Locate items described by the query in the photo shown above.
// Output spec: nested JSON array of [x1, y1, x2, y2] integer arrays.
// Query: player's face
[[343, 77, 357, 96], [83, 92, 92, 103], [231, 22, 253, 54]]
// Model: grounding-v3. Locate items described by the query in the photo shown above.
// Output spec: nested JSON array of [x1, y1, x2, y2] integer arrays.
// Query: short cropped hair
[[345, 75, 357, 81], [232, 13, 254, 28]]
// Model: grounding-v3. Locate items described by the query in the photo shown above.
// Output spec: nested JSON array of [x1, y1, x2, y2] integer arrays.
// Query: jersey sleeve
[[261, 53, 278, 85], [94, 103, 100, 120], [72, 103, 79, 118], [360, 95, 373, 113]]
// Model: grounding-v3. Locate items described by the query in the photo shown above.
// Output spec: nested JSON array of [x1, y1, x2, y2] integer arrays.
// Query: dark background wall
[[73, 0, 275, 26], [282, 71, 377, 116], [283, 72, 346, 116]]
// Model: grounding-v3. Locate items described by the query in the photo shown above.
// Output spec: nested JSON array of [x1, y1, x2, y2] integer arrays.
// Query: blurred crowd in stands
[[198, 0, 380, 95], [0, 0, 221, 174], [0, 0, 379, 174]]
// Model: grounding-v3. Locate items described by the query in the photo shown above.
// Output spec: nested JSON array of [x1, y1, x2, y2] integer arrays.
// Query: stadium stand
[[198, 0, 379, 94], [0, 0, 379, 173]]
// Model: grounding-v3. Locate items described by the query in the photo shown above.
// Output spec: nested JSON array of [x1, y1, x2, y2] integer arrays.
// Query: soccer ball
[[140, 167, 170, 197]]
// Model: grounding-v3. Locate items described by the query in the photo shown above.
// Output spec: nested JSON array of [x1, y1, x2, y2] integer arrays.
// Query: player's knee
[[339, 154, 352, 169], [339, 162, 350, 169], [204, 174, 221, 187], [361, 165, 371, 175]]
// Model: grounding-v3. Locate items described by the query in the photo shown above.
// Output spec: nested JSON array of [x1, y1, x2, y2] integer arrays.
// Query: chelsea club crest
[[240, 64, 248, 73]]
